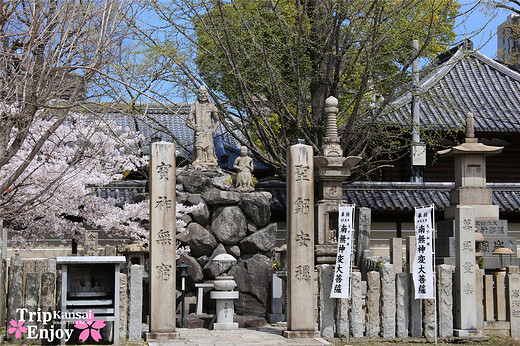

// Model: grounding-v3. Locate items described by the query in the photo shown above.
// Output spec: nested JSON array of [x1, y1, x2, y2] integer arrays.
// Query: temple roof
[[384, 43, 520, 133]]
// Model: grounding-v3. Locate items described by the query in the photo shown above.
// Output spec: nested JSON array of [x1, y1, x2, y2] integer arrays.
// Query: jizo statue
[[187, 86, 220, 168], [233, 146, 255, 192]]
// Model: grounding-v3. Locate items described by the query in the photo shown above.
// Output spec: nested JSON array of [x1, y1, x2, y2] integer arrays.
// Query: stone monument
[[187, 85, 220, 169], [436, 113, 519, 268], [233, 146, 255, 192], [146, 142, 178, 341], [284, 143, 316, 338], [436, 113, 503, 337], [313, 96, 361, 337]]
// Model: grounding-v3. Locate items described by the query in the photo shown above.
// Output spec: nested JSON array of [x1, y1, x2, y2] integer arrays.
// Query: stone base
[[483, 321, 511, 337], [268, 313, 285, 324], [445, 205, 499, 220], [282, 330, 319, 338], [145, 332, 179, 341], [213, 322, 239, 330], [453, 329, 483, 337]]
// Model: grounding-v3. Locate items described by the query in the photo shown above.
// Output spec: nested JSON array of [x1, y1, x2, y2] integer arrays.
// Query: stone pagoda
[[313, 96, 361, 337]]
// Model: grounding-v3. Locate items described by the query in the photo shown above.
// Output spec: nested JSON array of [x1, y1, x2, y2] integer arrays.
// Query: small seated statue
[[233, 146, 255, 192]]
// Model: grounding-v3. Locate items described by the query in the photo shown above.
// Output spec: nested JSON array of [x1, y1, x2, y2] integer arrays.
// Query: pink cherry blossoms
[[0, 106, 198, 253]]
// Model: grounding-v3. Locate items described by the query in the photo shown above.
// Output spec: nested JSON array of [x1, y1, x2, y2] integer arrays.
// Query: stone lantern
[[210, 254, 239, 330]]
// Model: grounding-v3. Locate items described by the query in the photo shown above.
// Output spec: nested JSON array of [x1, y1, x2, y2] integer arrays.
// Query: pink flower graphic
[[74, 312, 106, 342], [7, 319, 28, 339]]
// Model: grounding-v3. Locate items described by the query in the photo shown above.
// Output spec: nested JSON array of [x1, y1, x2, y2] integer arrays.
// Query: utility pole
[[411, 40, 426, 182]]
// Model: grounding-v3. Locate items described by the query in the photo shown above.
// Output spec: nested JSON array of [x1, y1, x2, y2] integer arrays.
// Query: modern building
[[497, 13, 520, 68]]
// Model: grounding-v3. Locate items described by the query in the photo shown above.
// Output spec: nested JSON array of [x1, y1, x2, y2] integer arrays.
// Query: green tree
[[137, 0, 460, 175]]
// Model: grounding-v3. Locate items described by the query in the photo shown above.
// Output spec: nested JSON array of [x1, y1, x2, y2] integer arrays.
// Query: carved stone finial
[[466, 112, 475, 139], [325, 96, 338, 108]]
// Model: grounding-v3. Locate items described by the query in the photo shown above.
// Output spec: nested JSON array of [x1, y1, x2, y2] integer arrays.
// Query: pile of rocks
[[175, 166, 277, 317]]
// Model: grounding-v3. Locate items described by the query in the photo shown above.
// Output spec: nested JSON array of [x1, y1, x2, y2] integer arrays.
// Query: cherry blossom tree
[[0, 108, 197, 251]]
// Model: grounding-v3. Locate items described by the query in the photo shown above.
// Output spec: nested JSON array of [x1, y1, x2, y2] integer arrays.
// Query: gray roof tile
[[385, 45, 520, 132]]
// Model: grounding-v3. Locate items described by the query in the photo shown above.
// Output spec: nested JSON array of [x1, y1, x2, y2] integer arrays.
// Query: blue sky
[[454, 2, 511, 58]]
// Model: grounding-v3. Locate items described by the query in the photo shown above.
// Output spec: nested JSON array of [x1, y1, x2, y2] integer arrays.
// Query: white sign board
[[412, 205, 435, 299], [330, 205, 355, 299]]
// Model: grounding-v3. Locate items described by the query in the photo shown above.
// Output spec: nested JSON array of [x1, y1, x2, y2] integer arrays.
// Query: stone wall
[[316, 265, 520, 339], [176, 166, 277, 317]]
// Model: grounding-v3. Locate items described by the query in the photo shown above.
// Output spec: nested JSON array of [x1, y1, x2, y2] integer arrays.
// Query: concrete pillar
[[380, 263, 395, 338], [437, 265, 453, 337], [129, 265, 143, 341], [366, 271, 380, 338], [146, 142, 177, 341], [453, 206, 479, 336], [285, 144, 316, 337], [396, 272, 409, 338], [390, 238, 403, 274], [507, 272, 520, 338], [349, 272, 363, 338]]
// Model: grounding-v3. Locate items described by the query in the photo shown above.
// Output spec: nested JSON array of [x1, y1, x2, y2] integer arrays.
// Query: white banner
[[330, 205, 355, 299], [412, 206, 435, 299]]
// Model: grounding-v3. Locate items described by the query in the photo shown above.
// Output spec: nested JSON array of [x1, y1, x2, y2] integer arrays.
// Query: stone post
[[336, 297, 349, 338], [396, 273, 409, 338], [475, 267, 484, 328], [366, 271, 380, 338], [437, 265, 453, 337], [318, 265, 334, 338], [355, 207, 371, 270], [40, 272, 56, 321], [423, 299, 436, 341], [407, 236, 422, 337], [119, 273, 128, 341], [24, 273, 39, 333], [284, 144, 316, 338], [269, 274, 285, 323], [146, 142, 178, 341], [380, 263, 395, 338], [390, 238, 403, 274], [129, 265, 143, 341], [7, 256, 22, 324], [84, 231, 99, 256], [453, 206, 480, 336], [495, 272, 506, 321], [0, 219, 6, 325], [349, 271, 363, 338], [484, 274, 494, 321], [507, 272, 520, 337]]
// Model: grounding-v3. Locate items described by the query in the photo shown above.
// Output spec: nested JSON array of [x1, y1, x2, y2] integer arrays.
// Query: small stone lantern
[[210, 254, 239, 330], [492, 246, 514, 271]]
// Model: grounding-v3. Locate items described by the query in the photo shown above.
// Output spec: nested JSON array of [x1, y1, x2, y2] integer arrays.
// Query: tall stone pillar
[[284, 144, 317, 338], [453, 206, 480, 337], [146, 142, 178, 341]]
